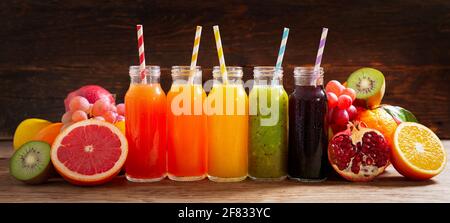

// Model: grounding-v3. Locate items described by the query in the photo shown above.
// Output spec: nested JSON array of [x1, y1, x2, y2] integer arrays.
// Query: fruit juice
[[125, 66, 167, 182], [167, 66, 207, 181], [248, 67, 288, 180], [207, 66, 248, 182], [288, 67, 330, 182]]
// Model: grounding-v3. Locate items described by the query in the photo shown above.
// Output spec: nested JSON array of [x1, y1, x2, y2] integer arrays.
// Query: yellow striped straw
[[188, 26, 202, 84], [213, 25, 228, 84]]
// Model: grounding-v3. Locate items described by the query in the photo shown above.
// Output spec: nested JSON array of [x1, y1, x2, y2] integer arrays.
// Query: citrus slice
[[51, 119, 128, 186], [392, 122, 446, 180]]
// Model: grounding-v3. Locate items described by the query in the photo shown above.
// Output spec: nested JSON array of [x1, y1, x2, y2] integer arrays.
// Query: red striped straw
[[136, 24, 146, 81]]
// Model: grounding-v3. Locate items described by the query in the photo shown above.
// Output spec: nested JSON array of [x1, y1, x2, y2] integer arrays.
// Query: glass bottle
[[125, 66, 167, 182], [248, 66, 288, 181], [167, 66, 207, 181], [288, 67, 329, 182], [206, 66, 248, 182]]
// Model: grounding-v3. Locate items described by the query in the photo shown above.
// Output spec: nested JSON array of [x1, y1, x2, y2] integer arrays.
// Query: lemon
[[13, 118, 52, 150]]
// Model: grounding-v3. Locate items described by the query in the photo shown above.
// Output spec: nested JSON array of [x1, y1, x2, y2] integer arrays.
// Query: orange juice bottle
[[125, 66, 167, 182], [206, 66, 248, 182], [167, 66, 207, 181]]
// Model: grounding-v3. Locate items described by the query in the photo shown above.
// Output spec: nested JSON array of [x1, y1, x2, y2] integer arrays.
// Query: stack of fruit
[[10, 85, 128, 186], [326, 68, 446, 182]]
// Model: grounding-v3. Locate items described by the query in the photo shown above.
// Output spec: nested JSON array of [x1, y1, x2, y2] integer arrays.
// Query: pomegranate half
[[328, 122, 390, 182]]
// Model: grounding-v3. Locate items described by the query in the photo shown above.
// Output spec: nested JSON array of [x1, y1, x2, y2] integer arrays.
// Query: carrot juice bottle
[[125, 66, 167, 182], [167, 66, 207, 181], [206, 66, 248, 182]]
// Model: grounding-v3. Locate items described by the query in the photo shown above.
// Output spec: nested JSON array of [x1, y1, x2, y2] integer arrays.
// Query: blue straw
[[274, 28, 289, 84]]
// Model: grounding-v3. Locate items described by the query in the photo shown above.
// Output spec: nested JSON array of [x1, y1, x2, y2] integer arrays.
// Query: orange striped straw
[[213, 25, 228, 85], [136, 24, 146, 82], [188, 26, 202, 84]]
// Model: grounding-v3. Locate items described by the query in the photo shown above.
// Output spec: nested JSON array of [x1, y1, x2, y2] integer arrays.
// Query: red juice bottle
[[125, 66, 167, 182]]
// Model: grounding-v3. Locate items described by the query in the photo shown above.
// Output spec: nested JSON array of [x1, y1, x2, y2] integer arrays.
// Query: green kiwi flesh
[[9, 141, 52, 184], [346, 67, 385, 99]]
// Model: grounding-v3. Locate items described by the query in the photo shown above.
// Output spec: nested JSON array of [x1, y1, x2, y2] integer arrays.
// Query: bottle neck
[[129, 66, 161, 85], [171, 66, 202, 85], [253, 66, 283, 86], [212, 66, 244, 85], [293, 66, 324, 86]]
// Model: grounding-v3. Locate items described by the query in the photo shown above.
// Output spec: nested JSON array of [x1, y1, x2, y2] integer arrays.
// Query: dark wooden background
[[0, 0, 449, 139]]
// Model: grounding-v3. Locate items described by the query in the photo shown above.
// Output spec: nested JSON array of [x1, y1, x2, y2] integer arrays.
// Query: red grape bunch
[[326, 80, 357, 133], [61, 96, 125, 129]]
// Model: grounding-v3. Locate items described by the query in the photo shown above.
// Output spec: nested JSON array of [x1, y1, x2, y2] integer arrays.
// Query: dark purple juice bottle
[[288, 67, 329, 182]]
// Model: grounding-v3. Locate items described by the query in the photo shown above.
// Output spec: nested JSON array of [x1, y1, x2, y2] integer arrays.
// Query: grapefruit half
[[51, 119, 128, 186]]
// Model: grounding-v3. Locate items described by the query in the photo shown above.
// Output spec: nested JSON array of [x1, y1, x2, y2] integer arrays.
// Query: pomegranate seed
[[344, 157, 351, 164], [351, 164, 360, 174], [366, 158, 373, 165], [378, 159, 387, 167]]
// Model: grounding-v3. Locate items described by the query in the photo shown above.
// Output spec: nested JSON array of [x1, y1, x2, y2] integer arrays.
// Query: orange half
[[392, 122, 446, 180]]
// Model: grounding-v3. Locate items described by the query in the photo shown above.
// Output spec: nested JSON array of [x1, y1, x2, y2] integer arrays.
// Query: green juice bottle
[[248, 66, 288, 181]]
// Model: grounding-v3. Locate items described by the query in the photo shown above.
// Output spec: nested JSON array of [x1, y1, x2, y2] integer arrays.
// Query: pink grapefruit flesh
[[51, 119, 127, 186]]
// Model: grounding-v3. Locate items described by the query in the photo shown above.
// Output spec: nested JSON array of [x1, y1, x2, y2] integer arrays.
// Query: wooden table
[[0, 141, 449, 203]]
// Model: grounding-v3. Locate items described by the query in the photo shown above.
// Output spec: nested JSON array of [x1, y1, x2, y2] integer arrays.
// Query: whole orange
[[356, 107, 398, 146], [33, 123, 63, 146]]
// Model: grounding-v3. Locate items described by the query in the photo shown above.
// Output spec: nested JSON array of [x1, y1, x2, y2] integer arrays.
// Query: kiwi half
[[9, 141, 52, 184], [347, 67, 386, 108]]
